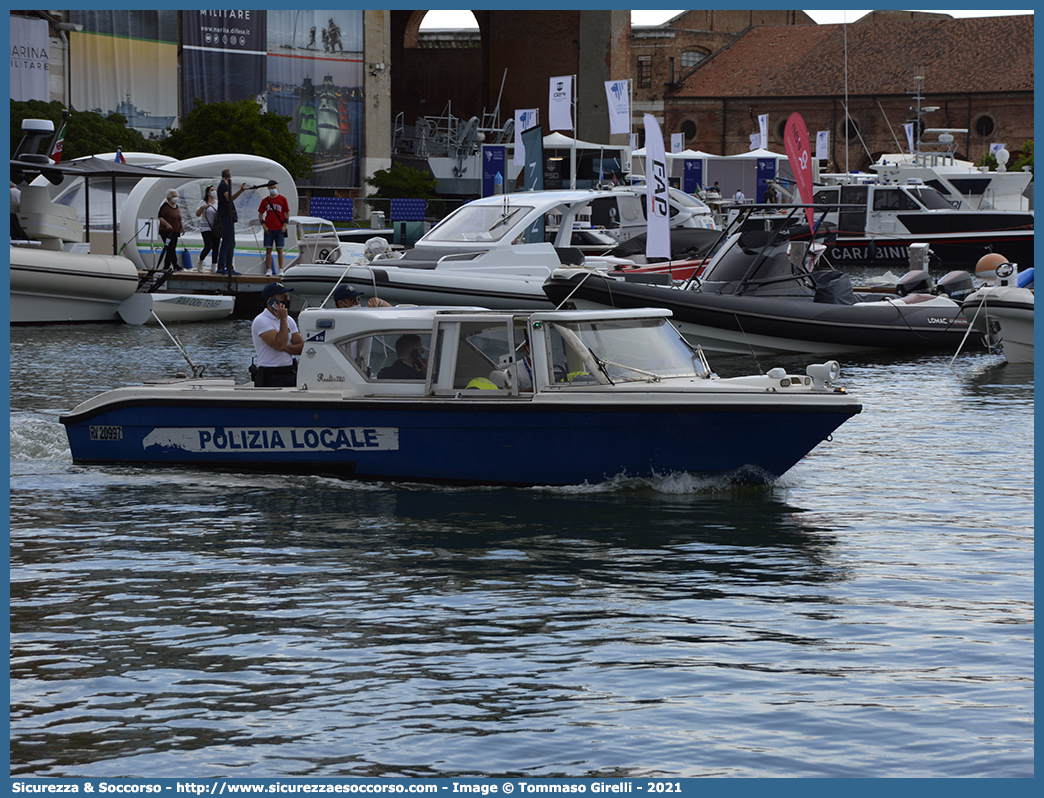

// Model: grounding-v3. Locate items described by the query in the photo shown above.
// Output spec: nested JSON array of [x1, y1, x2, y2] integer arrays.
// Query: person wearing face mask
[[258, 179, 290, 276], [157, 188, 185, 270], [195, 185, 220, 272], [250, 282, 303, 387]]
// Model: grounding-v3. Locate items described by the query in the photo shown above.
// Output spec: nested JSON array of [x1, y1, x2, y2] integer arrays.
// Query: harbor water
[[9, 320, 1034, 778]]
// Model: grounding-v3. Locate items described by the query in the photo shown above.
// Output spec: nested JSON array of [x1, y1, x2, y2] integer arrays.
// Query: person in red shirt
[[258, 180, 290, 276]]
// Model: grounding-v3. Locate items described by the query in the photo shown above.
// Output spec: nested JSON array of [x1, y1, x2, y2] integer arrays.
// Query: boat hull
[[824, 230, 1034, 272], [544, 271, 977, 356], [60, 391, 859, 486], [117, 292, 235, 325], [10, 246, 140, 324], [283, 263, 557, 310], [961, 286, 1034, 363]]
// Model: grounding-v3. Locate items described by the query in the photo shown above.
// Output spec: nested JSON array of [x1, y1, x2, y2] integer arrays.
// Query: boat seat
[[555, 247, 585, 266]]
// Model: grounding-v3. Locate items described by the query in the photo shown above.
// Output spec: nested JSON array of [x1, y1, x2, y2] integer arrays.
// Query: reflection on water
[[9, 322, 1034, 778]]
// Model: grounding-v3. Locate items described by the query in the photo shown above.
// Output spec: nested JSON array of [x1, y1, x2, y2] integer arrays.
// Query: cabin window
[[428, 320, 513, 391], [337, 331, 431, 381], [546, 318, 706, 385], [839, 185, 868, 233], [906, 187, 958, 210]]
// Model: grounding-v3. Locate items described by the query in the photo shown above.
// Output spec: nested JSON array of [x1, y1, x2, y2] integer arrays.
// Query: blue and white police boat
[[60, 306, 862, 486]]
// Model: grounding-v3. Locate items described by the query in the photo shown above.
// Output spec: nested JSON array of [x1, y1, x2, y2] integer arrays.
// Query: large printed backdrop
[[69, 9, 363, 189]]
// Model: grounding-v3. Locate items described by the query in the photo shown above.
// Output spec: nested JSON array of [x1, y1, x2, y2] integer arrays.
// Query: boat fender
[[1017, 266, 1033, 289], [466, 377, 498, 390], [180, 248, 192, 271], [868, 240, 877, 261]]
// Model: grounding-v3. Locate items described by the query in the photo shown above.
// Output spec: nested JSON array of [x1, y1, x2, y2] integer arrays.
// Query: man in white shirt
[[251, 282, 303, 387], [734, 188, 746, 203]]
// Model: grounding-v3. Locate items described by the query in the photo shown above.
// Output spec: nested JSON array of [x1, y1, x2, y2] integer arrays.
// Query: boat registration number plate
[[90, 425, 123, 441]]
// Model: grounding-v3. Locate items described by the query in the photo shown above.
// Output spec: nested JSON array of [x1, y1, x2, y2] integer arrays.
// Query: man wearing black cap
[[258, 179, 290, 276], [333, 284, 392, 309], [251, 282, 302, 387]]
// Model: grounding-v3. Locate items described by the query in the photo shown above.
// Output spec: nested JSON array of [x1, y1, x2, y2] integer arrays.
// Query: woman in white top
[[195, 185, 220, 272]]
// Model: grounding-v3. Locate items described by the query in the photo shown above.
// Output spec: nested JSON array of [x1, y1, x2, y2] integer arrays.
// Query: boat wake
[[10, 413, 72, 463]]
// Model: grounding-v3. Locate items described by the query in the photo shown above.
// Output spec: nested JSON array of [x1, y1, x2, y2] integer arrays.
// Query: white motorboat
[[281, 189, 711, 310], [36, 150, 298, 275], [960, 263, 1034, 364], [60, 305, 862, 485], [810, 176, 1033, 272], [10, 118, 246, 325]]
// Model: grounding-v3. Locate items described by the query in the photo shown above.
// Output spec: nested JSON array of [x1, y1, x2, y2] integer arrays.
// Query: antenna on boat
[[153, 312, 206, 378]]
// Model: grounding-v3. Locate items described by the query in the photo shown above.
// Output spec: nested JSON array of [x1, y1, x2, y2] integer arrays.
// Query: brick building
[[661, 14, 1034, 170], [631, 10, 814, 131]]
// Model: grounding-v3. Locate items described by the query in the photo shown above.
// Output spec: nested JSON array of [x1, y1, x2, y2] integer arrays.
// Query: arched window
[[679, 51, 706, 70]]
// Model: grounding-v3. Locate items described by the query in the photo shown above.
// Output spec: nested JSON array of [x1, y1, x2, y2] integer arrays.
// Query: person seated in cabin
[[251, 282, 303, 387], [333, 284, 392, 309], [377, 334, 427, 380]]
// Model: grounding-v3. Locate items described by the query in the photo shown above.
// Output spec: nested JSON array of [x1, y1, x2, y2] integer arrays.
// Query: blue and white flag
[[671, 133, 683, 154], [514, 108, 538, 166], [758, 114, 768, 150], [904, 123, 915, 154], [548, 75, 573, 131], [643, 114, 670, 260], [990, 142, 1007, 156], [604, 79, 630, 135], [816, 130, 830, 160]]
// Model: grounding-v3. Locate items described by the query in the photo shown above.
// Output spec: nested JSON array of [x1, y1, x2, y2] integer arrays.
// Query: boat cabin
[[811, 181, 956, 236], [296, 307, 712, 397]]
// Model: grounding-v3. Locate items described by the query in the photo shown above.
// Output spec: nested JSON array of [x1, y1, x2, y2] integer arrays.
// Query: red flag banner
[[783, 112, 815, 229]]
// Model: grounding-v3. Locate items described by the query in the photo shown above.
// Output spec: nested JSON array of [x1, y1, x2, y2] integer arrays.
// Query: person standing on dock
[[195, 185, 220, 272], [217, 168, 246, 275], [157, 189, 184, 271], [251, 282, 302, 387], [258, 180, 290, 276]]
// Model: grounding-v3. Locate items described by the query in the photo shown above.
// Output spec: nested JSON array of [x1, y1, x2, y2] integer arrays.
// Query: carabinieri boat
[[60, 306, 862, 486]]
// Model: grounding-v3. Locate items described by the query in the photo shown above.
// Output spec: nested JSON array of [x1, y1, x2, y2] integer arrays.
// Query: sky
[[420, 9, 1031, 28]]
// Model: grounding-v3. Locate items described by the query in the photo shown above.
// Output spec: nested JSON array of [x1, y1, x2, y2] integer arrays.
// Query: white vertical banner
[[630, 133, 638, 152], [758, 114, 768, 150], [749, 133, 759, 151], [604, 79, 630, 135], [816, 130, 830, 160], [670, 133, 684, 154], [904, 123, 915, 154], [514, 108, 538, 167], [644, 114, 671, 260], [548, 75, 573, 131], [10, 16, 50, 101]]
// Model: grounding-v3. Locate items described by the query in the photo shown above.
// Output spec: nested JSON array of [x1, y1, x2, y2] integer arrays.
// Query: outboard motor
[[895, 269, 935, 297], [935, 270, 975, 301]]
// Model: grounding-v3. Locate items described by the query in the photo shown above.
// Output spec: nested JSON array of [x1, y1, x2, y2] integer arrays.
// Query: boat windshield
[[548, 317, 709, 384], [699, 230, 801, 289], [423, 203, 533, 243], [905, 186, 957, 210]]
